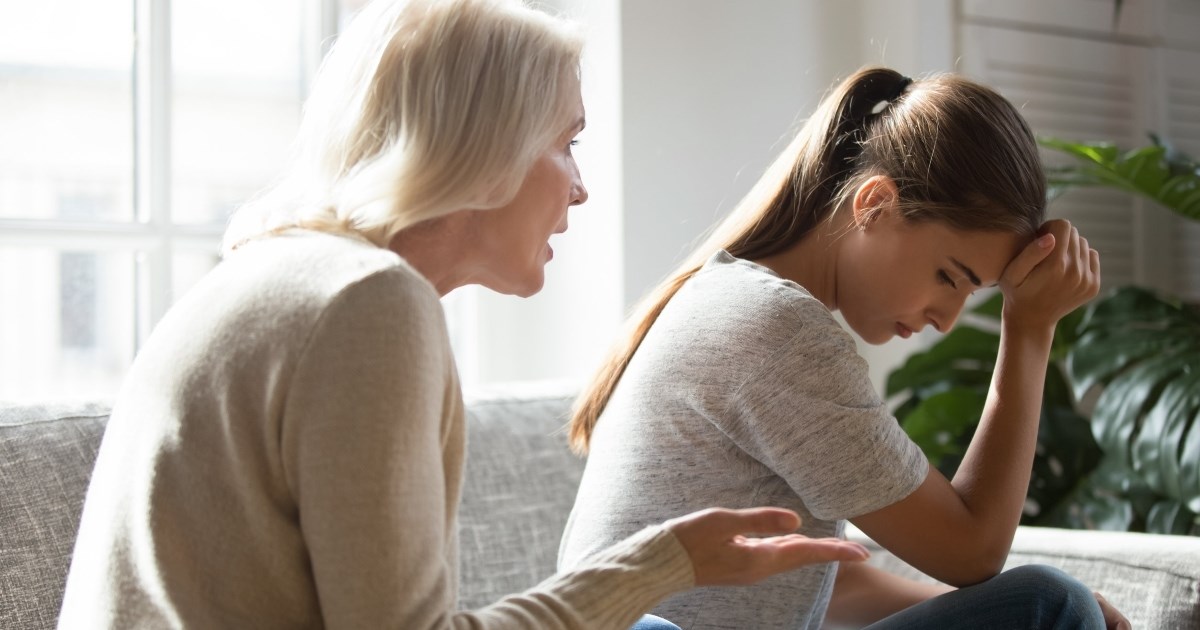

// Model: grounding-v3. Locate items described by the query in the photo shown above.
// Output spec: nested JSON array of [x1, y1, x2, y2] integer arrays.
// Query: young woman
[[560, 68, 1125, 629], [56, 1, 871, 628]]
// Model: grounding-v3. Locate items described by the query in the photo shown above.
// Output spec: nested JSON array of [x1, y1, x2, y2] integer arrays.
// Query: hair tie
[[894, 76, 913, 100]]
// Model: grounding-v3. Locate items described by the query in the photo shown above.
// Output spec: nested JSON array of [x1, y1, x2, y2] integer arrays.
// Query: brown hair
[[567, 67, 1045, 455]]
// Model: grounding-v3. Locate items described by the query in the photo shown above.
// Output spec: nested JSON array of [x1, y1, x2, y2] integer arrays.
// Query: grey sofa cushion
[[0, 403, 108, 630], [1005, 530, 1200, 629], [7, 394, 1200, 630], [457, 386, 583, 610], [0, 391, 584, 625], [849, 524, 1200, 630]]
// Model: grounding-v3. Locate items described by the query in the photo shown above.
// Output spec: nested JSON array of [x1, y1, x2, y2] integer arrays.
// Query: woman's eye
[[938, 270, 957, 289]]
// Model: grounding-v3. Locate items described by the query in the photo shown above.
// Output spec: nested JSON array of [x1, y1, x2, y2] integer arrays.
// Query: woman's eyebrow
[[950, 257, 982, 286]]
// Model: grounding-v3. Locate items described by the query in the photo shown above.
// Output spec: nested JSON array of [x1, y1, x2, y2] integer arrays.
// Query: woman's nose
[[929, 298, 967, 333], [570, 178, 588, 207]]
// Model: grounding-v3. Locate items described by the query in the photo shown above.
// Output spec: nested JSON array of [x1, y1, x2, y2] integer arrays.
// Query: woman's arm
[[287, 269, 869, 629], [852, 220, 1100, 586], [824, 562, 953, 628]]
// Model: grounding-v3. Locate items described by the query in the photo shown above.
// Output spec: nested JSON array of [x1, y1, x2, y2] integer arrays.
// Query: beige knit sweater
[[58, 231, 693, 629]]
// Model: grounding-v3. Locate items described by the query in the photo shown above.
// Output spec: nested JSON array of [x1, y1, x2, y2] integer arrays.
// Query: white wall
[[460, 0, 962, 395], [619, 0, 957, 395], [619, 0, 855, 307], [462, 0, 625, 387]]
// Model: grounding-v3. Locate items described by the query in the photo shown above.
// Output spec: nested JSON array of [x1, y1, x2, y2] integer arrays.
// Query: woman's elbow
[[938, 542, 1009, 587]]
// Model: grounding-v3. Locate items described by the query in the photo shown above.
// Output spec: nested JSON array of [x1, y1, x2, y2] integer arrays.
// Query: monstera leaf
[[1040, 135, 1200, 221], [1030, 133, 1200, 535], [1067, 286, 1200, 519]]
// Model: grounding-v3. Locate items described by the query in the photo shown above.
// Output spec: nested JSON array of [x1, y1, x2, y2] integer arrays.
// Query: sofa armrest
[[0, 403, 110, 630], [844, 524, 1200, 629]]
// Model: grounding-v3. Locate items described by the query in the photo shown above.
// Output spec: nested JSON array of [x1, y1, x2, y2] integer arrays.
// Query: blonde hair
[[568, 67, 1046, 455], [223, 0, 583, 252]]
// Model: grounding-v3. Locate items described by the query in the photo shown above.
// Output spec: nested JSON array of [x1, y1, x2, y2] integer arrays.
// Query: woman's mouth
[[895, 323, 913, 339]]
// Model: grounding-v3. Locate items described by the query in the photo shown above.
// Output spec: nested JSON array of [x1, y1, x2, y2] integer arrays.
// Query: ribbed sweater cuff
[[558, 525, 694, 629]]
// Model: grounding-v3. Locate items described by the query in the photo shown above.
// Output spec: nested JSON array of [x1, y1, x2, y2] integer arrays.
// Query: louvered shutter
[[958, 0, 1200, 299]]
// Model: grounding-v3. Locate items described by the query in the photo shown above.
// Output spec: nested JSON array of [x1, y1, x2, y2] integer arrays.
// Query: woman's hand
[[998, 219, 1101, 335], [1094, 591, 1131, 630], [664, 507, 869, 587]]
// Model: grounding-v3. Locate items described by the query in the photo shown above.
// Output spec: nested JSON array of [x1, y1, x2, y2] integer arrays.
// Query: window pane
[[171, 0, 305, 225], [0, 247, 137, 403], [0, 0, 135, 222]]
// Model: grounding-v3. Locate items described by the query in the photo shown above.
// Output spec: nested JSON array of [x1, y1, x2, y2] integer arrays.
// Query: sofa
[[4, 385, 1200, 629]]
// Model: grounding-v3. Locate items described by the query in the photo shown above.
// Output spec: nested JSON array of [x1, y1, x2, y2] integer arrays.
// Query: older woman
[[57, 1, 867, 628]]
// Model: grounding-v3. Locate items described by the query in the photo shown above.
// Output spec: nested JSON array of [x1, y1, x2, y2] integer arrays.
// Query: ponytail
[[568, 67, 915, 454]]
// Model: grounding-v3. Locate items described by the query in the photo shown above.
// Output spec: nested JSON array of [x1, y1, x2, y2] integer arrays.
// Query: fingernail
[[1038, 234, 1054, 248]]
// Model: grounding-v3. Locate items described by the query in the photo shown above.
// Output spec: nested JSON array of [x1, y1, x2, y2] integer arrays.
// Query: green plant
[[1040, 135, 1200, 534], [1062, 286, 1200, 534], [886, 293, 1105, 526]]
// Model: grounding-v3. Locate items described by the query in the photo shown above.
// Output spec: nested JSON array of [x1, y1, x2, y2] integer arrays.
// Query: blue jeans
[[630, 614, 681, 630], [631, 565, 1102, 630], [866, 564, 1105, 629]]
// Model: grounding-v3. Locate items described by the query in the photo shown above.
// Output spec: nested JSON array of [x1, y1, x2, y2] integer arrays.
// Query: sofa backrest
[[457, 388, 584, 610], [0, 390, 583, 628]]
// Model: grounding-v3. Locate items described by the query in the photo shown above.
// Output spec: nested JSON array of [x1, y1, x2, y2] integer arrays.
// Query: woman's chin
[[512, 282, 544, 298], [500, 272, 546, 298], [849, 322, 894, 346]]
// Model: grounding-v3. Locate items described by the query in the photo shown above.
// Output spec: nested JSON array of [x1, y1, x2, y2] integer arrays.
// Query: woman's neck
[[387, 213, 477, 297], [751, 210, 849, 311]]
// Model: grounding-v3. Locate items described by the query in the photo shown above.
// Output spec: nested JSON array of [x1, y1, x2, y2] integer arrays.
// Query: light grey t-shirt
[[558, 250, 928, 630]]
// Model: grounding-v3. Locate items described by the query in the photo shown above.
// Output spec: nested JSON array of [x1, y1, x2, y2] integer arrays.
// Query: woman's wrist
[[999, 311, 1056, 348]]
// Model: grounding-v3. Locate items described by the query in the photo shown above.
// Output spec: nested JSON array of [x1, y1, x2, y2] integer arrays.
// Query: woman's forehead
[[918, 222, 1025, 283]]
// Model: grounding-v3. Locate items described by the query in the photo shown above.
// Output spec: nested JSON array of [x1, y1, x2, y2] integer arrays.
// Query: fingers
[[713, 507, 802, 537], [759, 536, 870, 573], [1000, 232, 1055, 288], [1000, 218, 1102, 332], [1059, 224, 1100, 301], [667, 507, 870, 587], [667, 507, 801, 539], [1093, 592, 1131, 630]]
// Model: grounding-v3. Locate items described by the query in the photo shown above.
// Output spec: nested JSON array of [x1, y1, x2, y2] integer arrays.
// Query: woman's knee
[[995, 564, 1104, 627], [1002, 564, 1090, 596]]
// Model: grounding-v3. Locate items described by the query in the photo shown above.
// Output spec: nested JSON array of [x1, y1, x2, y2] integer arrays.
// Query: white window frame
[[0, 0, 341, 349]]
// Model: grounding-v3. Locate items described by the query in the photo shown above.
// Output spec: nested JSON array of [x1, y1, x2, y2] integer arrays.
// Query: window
[[1, 0, 628, 401], [0, 0, 345, 403]]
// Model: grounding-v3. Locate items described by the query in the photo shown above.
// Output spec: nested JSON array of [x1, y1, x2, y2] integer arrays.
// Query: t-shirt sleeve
[[716, 299, 928, 521], [280, 268, 693, 630]]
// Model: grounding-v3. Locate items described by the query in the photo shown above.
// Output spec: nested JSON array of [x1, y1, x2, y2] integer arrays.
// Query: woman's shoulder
[[183, 230, 445, 342], [683, 250, 843, 334], [635, 250, 856, 374], [231, 230, 435, 303]]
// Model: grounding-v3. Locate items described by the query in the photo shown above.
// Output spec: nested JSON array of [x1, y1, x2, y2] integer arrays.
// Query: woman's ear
[[851, 175, 899, 230]]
